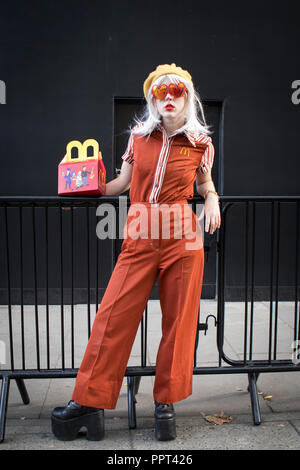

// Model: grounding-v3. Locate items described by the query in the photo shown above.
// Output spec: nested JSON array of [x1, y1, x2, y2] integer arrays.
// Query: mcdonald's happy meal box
[[58, 139, 106, 196]]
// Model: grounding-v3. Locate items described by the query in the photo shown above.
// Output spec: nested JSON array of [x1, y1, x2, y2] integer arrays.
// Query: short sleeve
[[121, 132, 134, 165], [196, 138, 215, 175]]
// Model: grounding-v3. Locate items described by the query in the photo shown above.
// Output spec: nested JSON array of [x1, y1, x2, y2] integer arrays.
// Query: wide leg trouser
[[72, 202, 204, 409]]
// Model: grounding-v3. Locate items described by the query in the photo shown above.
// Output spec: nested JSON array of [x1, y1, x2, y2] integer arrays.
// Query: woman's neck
[[162, 116, 186, 137]]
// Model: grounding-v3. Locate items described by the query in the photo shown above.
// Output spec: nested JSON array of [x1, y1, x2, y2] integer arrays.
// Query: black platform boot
[[51, 400, 105, 441], [154, 400, 176, 441]]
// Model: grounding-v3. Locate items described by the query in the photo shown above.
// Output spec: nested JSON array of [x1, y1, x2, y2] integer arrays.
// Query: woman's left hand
[[198, 194, 221, 234]]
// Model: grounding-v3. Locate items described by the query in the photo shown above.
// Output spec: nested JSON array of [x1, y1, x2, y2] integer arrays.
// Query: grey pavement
[[1, 300, 300, 450]]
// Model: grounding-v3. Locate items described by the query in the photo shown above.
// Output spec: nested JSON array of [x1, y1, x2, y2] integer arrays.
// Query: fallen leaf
[[263, 395, 272, 400], [278, 424, 285, 428], [201, 411, 233, 425], [204, 415, 224, 425]]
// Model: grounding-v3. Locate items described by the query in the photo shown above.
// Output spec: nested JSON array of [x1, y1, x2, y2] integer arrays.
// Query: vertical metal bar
[[59, 203, 65, 370], [4, 206, 14, 371], [15, 378, 30, 405], [294, 201, 300, 344], [248, 372, 261, 425], [268, 201, 275, 363], [141, 305, 148, 368], [113, 202, 117, 268], [216, 200, 227, 367], [18, 206, 25, 370], [32, 204, 40, 370], [243, 202, 249, 363], [95, 202, 99, 313], [249, 202, 256, 360], [145, 306, 148, 367], [71, 206, 74, 369], [140, 314, 145, 367], [194, 308, 201, 368], [86, 205, 91, 337], [273, 202, 280, 360], [127, 376, 137, 429], [45, 205, 50, 370], [0, 374, 10, 443], [141, 308, 146, 367], [133, 376, 141, 396]]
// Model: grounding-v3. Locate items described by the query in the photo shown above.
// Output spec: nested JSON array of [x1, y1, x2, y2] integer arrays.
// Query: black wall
[[1, 0, 299, 301]]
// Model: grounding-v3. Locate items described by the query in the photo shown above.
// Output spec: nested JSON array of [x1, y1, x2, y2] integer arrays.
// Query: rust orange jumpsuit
[[72, 123, 215, 408]]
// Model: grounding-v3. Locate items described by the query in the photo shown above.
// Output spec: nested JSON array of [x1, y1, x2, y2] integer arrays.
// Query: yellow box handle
[[65, 139, 101, 163]]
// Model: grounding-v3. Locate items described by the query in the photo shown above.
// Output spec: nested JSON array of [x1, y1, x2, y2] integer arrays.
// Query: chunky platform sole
[[51, 410, 105, 441], [155, 417, 176, 441]]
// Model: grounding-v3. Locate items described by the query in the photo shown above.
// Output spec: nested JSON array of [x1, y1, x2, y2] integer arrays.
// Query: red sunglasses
[[151, 82, 186, 100]]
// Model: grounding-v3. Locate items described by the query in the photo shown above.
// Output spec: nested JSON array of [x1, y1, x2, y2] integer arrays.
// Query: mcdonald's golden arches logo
[[180, 147, 190, 156]]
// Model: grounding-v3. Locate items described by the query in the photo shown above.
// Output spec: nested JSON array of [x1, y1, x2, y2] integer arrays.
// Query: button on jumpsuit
[[72, 124, 215, 408]]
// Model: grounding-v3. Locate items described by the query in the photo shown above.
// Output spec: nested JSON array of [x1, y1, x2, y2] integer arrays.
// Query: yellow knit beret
[[143, 63, 193, 101]]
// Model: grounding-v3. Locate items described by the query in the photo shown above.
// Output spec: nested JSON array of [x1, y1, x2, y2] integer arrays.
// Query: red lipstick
[[165, 104, 175, 110]]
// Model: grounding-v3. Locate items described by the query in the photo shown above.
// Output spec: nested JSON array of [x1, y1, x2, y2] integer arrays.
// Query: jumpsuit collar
[[156, 123, 199, 147]]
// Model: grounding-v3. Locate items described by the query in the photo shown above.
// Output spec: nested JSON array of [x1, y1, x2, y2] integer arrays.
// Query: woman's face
[[153, 77, 187, 122]]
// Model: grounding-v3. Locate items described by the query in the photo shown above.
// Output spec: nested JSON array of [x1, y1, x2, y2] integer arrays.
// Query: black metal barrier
[[0, 196, 300, 442]]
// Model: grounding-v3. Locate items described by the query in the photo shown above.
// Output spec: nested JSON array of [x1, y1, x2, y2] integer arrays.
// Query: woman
[[51, 63, 221, 442]]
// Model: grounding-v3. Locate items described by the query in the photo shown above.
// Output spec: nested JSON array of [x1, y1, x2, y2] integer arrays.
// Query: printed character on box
[[52, 63, 221, 443], [81, 166, 91, 186], [75, 170, 83, 188], [62, 168, 76, 190]]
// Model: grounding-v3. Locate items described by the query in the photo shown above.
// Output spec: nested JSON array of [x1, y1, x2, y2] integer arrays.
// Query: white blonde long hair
[[131, 74, 212, 137]]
